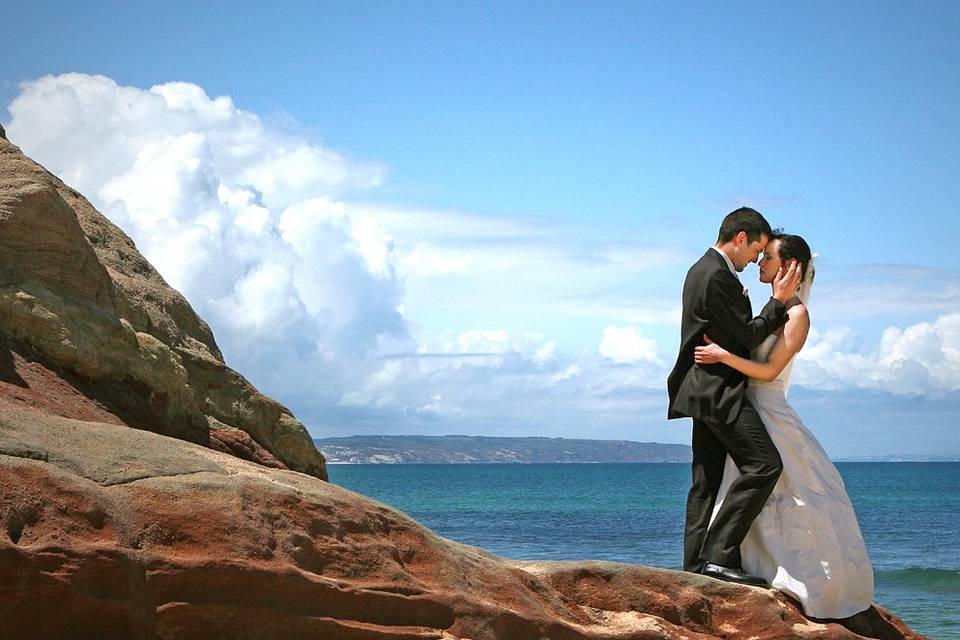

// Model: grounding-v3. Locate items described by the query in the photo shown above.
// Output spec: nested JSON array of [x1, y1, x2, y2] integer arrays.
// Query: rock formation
[[0, 402, 925, 640], [0, 129, 925, 639], [0, 131, 326, 480]]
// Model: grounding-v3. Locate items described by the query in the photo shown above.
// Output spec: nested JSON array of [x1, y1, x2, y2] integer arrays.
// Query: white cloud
[[8, 74, 384, 204], [534, 341, 557, 364], [214, 261, 300, 333], [794, 313, 960, 395], [598, 325, 662, 365], [7, 73, 687, 442], [7, 73, 406, 410], [336, 325, 670, 438], [7, 73, 956, 451], [217, 184, 270, 235]]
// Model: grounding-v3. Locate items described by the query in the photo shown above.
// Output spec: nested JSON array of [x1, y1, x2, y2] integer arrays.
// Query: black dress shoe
[[701, 562, 769, 587]]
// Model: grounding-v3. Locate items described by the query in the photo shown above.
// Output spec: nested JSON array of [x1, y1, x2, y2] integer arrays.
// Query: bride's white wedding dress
[[708, 331, 875, 619]]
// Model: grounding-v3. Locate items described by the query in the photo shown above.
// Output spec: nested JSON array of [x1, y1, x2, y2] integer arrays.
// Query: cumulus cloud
[[794, 313, 960, 395], [336, 323, 669, 439], [8, 73, 953, 449], [5, 73, 683, 441], [7, 73, 406, 411], [598, 326, 662, 365], [8, 75, 384, 204]]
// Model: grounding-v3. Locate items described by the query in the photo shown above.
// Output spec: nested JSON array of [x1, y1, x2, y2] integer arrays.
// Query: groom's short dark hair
[[717, 207, 773, 244]]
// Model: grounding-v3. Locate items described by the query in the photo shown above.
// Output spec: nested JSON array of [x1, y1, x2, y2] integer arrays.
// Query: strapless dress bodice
[[748, 332, 794, 394]]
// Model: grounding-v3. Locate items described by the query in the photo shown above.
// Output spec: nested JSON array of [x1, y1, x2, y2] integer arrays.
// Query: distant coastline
[[834, 454, 960, 463], [314, 435, 960, 464], [314, 435, 692, 464]]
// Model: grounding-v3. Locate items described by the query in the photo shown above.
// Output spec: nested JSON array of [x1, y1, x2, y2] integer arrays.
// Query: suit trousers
[[683, 400, 783, 573]]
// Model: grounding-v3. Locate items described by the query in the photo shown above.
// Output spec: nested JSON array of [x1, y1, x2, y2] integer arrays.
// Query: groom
[[667, 207, 800, 586]]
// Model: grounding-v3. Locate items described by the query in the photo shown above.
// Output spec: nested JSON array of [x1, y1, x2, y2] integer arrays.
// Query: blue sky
[[4, 1, 958, 457]]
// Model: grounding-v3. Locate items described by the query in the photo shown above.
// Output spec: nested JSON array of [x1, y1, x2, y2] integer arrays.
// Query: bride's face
[[758, 239, 782, 283]]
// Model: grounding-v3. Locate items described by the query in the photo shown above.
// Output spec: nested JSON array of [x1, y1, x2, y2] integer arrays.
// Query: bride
[[693, 233, 874, 620]]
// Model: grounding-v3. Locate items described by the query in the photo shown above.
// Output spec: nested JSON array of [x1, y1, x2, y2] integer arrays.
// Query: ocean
[[328, 462, 959, 639]]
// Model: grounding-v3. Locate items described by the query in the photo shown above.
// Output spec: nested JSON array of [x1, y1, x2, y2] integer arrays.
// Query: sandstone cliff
[[0, 132, 326, 480], [0, 129, 925, 639]]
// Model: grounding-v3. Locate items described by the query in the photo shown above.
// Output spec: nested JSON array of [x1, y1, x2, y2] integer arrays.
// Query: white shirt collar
[[710, 246, 739, 278]]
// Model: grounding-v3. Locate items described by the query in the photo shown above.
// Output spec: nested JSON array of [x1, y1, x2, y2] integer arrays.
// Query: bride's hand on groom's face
[[694, 335, 729, 364]]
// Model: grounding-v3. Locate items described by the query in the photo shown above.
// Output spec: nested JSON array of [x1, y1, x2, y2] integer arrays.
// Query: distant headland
[[315, 435, 959, 464], [314, 435, 693, 464]]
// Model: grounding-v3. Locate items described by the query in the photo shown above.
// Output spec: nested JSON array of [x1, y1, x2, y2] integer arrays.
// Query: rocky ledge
[[0, 129, 926, 638], [0, 403, 923, 639]]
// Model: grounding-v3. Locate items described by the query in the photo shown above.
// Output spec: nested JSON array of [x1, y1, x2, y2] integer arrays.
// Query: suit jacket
[[667, 249, 786, 426]]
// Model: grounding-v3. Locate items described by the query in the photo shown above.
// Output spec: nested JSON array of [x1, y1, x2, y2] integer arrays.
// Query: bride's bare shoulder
[[785, 303, 810, 350], [786, 301, 809, 322], [771, 303, 809, 338]]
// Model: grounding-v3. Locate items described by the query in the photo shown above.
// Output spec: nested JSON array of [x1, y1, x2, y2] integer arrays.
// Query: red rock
[[0, 133, 327, 480], [0, 404, 925, 640]]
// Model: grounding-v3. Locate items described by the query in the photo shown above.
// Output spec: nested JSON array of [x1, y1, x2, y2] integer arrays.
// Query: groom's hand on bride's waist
[[694, 335, 729, 365]]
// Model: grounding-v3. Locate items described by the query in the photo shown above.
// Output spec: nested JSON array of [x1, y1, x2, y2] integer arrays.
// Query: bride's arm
[[694, 305, 810, 381]]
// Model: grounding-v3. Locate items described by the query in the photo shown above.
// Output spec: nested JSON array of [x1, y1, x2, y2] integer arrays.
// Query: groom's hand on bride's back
[[694, 335, 728, 365], [773, 262, 802, 303]]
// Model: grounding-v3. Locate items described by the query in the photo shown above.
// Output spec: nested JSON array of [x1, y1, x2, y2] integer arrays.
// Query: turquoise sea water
[[329, 462, 959, 639]]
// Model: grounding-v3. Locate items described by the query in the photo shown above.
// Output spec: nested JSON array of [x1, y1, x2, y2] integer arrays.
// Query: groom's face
[[733, 233, 768, 271]]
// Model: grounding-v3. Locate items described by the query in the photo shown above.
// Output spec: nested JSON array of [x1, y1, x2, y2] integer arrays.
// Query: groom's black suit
[[668, 248, 786, 573]]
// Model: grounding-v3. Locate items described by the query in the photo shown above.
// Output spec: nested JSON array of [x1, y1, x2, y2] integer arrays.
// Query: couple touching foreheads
[[668, 207, 874, 620]]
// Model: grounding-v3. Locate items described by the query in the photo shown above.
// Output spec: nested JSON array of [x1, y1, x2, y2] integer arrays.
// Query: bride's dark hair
[[771, 231, 812, 281]]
